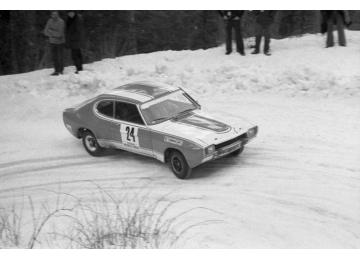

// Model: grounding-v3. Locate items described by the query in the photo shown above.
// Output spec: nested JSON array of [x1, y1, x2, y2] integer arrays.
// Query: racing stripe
[[174, 114, 231, 133]]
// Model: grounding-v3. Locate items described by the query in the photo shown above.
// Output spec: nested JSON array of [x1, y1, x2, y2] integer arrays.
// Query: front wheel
[[82, 130, 104, 156], [169, 151, 192, 179]]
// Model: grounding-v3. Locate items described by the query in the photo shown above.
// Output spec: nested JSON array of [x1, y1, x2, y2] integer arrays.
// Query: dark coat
[[253, 11, 276, 26], [320, 11, 352, 34], [218, 11, 244, 21], [66, 14, 84, 49]]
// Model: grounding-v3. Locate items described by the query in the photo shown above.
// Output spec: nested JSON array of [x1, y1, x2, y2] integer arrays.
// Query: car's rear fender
[[63, 109, 86, 139]]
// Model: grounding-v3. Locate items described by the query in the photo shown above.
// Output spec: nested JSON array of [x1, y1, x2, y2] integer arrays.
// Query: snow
[[0, 31, 360, 248]]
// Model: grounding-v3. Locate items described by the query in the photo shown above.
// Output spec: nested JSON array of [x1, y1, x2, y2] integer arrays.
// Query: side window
[[97, 100, 114, 118], [115, 101, 144, 125]]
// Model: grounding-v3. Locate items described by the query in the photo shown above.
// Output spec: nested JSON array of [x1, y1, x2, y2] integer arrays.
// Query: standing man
[[66, 11, 84, 73], [219, 11, 245, 55], [44, 11, 65, 76], [252, 11, 276, 56], [321, 11, 351, 48]]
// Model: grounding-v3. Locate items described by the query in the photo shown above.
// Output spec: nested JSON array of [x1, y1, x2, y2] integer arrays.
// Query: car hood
[[150, 110, 253, 146]]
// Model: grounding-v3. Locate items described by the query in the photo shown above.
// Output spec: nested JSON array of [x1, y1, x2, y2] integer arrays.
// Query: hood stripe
[[175, 114, 231, 133]]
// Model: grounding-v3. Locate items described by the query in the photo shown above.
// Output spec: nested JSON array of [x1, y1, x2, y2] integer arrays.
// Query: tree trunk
[[127, 11, 137, 54], [9, 11, 19, 73]]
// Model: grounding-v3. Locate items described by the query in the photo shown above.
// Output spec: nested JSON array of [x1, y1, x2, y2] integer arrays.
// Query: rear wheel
[[82, 130, 104, 156], [168, 151, 192, 179]]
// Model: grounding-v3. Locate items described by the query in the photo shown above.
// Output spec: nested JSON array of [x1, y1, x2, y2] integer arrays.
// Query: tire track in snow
[[0, 153, 164, 196], [0, 159, 113, 179], [0, 173, 159, 199], [0, 153, 147, 179], [0, 155, 89, 169]]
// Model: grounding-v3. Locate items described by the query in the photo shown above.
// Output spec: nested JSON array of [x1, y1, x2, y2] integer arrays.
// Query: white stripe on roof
[[107, 90, 152, 103], [141, 89, 182, 109]]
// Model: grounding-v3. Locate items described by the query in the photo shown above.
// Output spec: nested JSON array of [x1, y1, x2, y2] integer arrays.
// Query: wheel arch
[[164, 147, 183, 163], [77, 127, 93, 139]]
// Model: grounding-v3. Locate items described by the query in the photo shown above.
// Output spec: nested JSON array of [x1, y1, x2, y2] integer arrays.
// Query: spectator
[[321, 11, 351, 48], [219, 11, 245, 55], [66, 11, 84, 73], [252, 10, 276, 56], [44, 11, 65, 76]]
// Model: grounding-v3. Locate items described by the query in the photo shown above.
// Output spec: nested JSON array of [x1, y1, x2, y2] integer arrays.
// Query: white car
[[63, 81, 258, 179]]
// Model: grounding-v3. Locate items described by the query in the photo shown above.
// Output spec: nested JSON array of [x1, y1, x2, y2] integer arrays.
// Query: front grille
[[215, 133, 247, 150]]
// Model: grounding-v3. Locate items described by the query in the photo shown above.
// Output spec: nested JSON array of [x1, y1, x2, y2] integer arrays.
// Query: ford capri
[[63, 81, 258, 179]]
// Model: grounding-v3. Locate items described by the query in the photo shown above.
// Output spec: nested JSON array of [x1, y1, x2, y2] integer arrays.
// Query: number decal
[[120, 124, 139, 147], [125, 126, 136, 142]]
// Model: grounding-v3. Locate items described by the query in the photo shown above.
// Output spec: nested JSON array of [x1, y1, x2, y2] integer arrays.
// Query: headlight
[[205, 145, 215, 155], [247, 126, 258, 138]]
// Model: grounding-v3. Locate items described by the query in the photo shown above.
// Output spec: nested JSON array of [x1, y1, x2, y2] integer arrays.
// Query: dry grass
[[0, 184, 222, 248], [0, 204, 23, 247]]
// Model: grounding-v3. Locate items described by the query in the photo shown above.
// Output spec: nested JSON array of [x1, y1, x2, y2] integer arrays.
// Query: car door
[[91, 99, 119, 148], [111, 100, 153, 157]]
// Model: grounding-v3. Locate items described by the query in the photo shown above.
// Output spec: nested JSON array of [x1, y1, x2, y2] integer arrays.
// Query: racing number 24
[[125, 126, 136, 142]]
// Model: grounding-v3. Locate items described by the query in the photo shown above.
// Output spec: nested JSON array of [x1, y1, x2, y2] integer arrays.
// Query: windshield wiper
[[151, 116, 169, 124], [174, 108, 195, 119], [152, 108, 195, 124]]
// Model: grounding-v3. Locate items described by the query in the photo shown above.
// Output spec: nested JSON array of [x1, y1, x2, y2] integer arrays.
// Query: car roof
[[104, 81, 179, 104]]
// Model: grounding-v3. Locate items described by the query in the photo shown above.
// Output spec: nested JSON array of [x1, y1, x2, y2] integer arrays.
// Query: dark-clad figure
[[219, 10, 245, 55], [66, 11, 84, 73], [44, 11, 65, 75], [321, 11, 351, 48], [252, 10, 276, 56]]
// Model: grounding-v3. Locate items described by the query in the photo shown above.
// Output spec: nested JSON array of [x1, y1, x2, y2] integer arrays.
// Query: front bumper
[[201, 126, 258, 163], [214, 140, 242, 159]]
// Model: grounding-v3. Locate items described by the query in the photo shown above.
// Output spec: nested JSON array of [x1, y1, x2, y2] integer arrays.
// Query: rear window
[[96, 100, 114, 118]]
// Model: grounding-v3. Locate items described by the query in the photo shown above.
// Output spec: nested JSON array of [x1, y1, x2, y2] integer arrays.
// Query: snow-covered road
[[0, 32, 359, 248]]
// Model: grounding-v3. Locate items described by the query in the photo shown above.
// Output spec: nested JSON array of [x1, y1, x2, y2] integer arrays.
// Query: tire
[[231, 145, 244, 156], [82, 130, 104, 156], [168, 151, 192, 179]]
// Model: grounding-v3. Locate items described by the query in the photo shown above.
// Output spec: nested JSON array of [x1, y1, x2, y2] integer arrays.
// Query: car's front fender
[[150, 130, 205, 168]]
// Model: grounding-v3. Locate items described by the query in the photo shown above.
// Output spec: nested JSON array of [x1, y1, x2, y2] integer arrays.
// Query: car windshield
[[140, 90, 197, 125]]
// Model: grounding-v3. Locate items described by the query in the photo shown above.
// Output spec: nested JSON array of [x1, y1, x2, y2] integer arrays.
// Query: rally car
[[63, 81, 258, 179]]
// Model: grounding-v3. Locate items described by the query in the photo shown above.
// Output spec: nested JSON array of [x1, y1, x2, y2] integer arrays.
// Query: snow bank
[[1, 31, 359, 112]]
